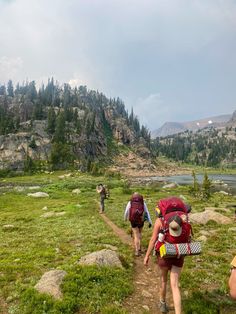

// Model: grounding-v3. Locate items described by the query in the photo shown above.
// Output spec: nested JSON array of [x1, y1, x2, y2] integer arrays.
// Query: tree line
[[152, 128, 236, 168], [0, 79, 150, 171]]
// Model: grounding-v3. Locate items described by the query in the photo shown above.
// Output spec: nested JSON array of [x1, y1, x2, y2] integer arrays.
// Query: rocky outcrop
[[0, 121, 51, 170]]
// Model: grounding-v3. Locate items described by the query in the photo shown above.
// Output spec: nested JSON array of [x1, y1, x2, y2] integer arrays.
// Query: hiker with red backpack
[[144, 197, 195, 314], [124, 192, 152, 256]]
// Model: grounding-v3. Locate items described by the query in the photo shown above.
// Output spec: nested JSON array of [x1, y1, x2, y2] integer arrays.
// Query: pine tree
[[189, 170, 200, 197], [7, 80, 14, 97], [47, 107, 56, 135], [202, 172, 212, 199], [53, 111, 66, 143]]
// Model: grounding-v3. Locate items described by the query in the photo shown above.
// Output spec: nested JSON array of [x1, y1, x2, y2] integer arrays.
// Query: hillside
[[0, 80, 150, 173], [152, 114, 231, 138], [152, 121, 236, 168]]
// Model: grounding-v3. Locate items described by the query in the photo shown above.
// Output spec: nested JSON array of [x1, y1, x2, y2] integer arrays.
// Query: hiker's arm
[[144, 202, 152, 225], [229, 256, 236, 300], [229, 268, 236, 299], [124, 202, 130, 221], [144, 218, 161, 266]]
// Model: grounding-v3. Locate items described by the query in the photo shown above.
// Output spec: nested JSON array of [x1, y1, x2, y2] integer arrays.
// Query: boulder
[[78, 249, 123, 268], [27, 192, 49, 198], [72, 188, 81, 194], [34, 269, 67, 299], [41, 211, 65, 218], [162, 182, 178, 189], [2, 224, 15, 230], [189, 209, 232, 225]]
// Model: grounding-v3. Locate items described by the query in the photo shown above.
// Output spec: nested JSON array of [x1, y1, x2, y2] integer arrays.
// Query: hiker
[[144, 197, 192, 314], [124, 192, 152, 256], [96, 183, 108, 213], [229, 256, 236, 300]]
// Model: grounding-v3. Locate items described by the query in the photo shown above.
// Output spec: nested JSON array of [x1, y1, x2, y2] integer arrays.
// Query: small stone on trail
[[142, 290, 152, 298], [142, 305, 150, 311]]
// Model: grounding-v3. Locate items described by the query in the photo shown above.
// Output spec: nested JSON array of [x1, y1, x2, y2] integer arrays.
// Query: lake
[[151, 174, 236, 195]]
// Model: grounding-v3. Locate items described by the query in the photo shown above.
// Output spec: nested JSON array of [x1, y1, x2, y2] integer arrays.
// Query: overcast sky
[[0, 0, 236, 130]]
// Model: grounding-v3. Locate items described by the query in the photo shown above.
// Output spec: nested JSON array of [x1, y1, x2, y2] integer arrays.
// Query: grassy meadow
[[0, 170, 236, 313]]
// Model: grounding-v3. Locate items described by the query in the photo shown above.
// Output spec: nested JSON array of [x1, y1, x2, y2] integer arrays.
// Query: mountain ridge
[[152, 113, 232, 138]]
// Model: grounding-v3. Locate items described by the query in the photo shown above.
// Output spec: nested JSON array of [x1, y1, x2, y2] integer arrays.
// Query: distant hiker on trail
[[144, 197, 194, 314], [96, 184, 109, 214], [229, 256, 236, 300], [124, 192, 152, 257]]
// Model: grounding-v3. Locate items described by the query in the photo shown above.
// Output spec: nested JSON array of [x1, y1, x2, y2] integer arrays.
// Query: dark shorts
[[131, 221, 144, 229], [157, 256, 184, 269]]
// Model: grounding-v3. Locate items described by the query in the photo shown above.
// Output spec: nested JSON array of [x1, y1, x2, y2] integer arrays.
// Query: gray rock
[[34, 269, 67, 299], [142, 290, 152, 298], [190, 209, 232, 225], [72, 188, 81, 194], [162, 182, 178, 189], [28, 186, 41, 190], [217, 191, 230, 195], [78, 249, 123, 268], [2, 224, 15, 230], [27, 192, 49, 198], [41, 211, 65, 218], [228, 227, 236, 232]]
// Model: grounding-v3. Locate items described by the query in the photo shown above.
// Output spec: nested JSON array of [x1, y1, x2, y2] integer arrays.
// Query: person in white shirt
[[124, 192, 152, 256]]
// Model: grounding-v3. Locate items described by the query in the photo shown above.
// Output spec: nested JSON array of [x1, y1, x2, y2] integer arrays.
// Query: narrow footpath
[[99, 213, 173, 314]]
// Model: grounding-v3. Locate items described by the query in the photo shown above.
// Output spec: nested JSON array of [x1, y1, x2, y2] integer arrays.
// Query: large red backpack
[[155, 197, 192, 251], [129, 194, 144, 225]]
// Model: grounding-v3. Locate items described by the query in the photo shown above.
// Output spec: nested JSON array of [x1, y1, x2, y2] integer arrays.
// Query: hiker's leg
[[170, 266, 182, 314], [132, 227, 140, 252], [100, 197, 105, 212], [138, 227, 143, 251], [160, 267, 168, 302]]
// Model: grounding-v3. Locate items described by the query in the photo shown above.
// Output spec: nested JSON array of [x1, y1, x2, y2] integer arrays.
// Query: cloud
[[0, 0, 235, 129], [0, 56, 23, 83], [134, 93, 171, 130]]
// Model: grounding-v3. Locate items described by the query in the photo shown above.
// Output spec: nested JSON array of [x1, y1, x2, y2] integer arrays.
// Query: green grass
[[0, 172, 132, 314], [0, 170, 236, 313]]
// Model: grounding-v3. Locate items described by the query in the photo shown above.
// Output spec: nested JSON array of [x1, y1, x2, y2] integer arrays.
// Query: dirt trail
[[99, 213, 173, 314]]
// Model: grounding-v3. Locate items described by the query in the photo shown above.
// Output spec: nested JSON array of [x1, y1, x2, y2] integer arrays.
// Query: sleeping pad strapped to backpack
[[155, 197, 192, 252], [129, 194, 144, 225]]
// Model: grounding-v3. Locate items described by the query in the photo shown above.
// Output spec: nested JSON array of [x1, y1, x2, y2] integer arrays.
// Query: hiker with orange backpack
[[124, 192, 152, 256], [144, 197, 195, 314]]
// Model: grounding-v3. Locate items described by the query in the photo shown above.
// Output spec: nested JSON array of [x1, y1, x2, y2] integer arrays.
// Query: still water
[[151, 174, 236, 195]]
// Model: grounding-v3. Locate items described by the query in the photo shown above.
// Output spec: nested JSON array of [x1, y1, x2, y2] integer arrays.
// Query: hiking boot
[[159, 301, 169, 313], [135, 250, 141, 256]]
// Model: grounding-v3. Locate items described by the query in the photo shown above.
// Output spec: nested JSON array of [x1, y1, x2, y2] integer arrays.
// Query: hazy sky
[[0, 0, 236, 130]]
